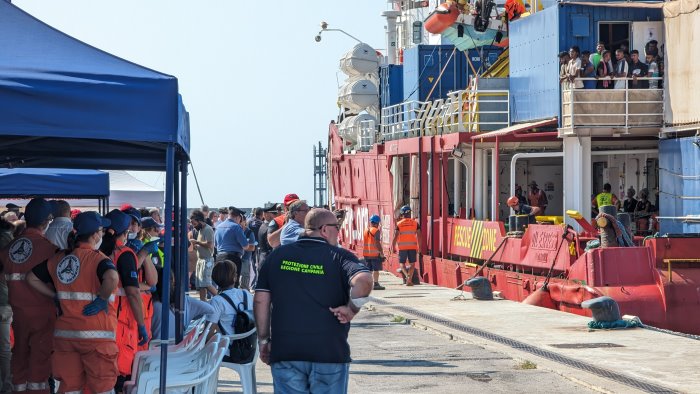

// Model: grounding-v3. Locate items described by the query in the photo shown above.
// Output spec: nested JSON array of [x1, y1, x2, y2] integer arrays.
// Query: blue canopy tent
[[0, 1, 190, 389], [0, 168, 111, 212]]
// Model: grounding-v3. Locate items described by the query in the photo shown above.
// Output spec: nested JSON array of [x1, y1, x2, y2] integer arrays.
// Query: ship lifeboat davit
[[337, 79, 378, 113], [340, 43, 380, 77], [425, 2, 460, 34]]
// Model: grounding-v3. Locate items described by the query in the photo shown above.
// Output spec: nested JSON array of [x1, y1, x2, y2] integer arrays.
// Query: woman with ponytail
[[26, 211, 120, 394]]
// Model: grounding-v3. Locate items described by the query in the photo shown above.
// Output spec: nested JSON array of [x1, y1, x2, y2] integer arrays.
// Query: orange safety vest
[[112, 241, 141, 376], [363, 227, 381, 258], [137, 268, 153, 352], [273, 215, 285, 229], [1, 228, 59, 310], [396, 218, 419, 251], [48, 246, 117, 341]]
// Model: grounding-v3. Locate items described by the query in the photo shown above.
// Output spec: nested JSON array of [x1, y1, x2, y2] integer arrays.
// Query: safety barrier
[[561, 77, 663, 135], [380, 87, 510, 140]]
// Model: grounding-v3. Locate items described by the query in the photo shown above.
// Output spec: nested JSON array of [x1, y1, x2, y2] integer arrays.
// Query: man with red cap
[[267, 194, 299, 248], [0, 198, 59, 394]]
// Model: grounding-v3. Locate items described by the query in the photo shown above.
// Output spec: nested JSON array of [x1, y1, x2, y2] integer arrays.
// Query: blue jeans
[[271, 361, 349, 394]]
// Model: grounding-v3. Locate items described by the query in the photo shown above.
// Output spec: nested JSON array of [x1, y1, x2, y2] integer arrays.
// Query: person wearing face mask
[[0, 198, 59, 394], [99, 210, 149, 391], [26, 211, 119, 394], [121, 206, 158, 352]]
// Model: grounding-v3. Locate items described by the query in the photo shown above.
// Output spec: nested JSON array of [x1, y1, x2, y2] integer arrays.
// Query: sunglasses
[[318, 223, 340, 231]]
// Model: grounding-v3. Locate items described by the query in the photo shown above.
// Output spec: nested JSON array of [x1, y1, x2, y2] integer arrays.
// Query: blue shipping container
[[509, 4, 662, 123], [466, 46, 504, 75], [403, 45, 468, 102], [659, 137, 700, 235], [379, 64, 403, 110]]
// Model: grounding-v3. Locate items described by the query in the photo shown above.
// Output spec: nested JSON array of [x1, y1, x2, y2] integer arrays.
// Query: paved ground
[[217, 309, 598, 393]]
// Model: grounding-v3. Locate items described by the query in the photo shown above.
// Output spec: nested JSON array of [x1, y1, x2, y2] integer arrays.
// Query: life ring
[[425, 2, 460, 34]]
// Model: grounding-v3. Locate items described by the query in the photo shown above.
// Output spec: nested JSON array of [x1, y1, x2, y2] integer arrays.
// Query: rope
[[425, 47, 458, 102], [189, 161, 205, 206]]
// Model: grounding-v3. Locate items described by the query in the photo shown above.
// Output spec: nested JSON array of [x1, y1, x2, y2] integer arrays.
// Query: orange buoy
[[425, 2, 460, 34]]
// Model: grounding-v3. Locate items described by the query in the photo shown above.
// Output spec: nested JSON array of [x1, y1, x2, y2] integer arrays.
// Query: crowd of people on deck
[[560, 40, 663, 90], [0, 191, 424, 393]]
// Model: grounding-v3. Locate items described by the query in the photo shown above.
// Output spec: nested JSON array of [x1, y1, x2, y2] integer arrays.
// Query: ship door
[[598, 21, 630, 53], [390, 155, 412, 215]]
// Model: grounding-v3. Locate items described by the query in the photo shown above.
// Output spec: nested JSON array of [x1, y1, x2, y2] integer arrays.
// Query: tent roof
[[0, 1, 189, 170], [107, 171, 164, 209], [0, 168, 109, 198]]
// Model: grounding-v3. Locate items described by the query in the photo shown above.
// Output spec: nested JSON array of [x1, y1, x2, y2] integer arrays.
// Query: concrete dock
[[218, 272, 700, 393]]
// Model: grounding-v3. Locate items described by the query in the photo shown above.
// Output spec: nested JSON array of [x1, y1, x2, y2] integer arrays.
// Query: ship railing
[[560, 77, 663, 135], [358, 118, 376, 151], [380, 100, 430, 140], [380, 88, 510, 139]]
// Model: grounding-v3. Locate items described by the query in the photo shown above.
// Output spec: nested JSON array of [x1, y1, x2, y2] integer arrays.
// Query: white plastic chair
[[148, 316, 207, 349], [125, 322, 212, 393], [220, 327, 259, 394], [136, 337, 229, 394]]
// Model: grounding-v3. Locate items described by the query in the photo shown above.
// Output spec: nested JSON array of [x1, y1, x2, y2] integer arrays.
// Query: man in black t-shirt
[[254, 208, 373, 394]]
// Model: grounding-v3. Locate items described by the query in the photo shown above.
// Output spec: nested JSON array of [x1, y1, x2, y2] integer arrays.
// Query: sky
[[13, 0, 388, 208]]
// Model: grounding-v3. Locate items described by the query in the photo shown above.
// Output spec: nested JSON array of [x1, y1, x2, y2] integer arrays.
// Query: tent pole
[[173, 156, 182, 342], [177, 159, 188, 343], [159, 144, 175, 394]]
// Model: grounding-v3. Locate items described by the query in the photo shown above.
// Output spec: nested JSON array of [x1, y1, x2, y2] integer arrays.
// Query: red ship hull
[[329, 124, 700, 335]]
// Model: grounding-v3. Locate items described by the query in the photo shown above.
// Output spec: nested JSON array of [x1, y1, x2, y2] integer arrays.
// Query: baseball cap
[[121, 206, 142, 223], [283, 193, 300, 206], [73, 211, 111, 236], [105, 209, 131, 234], [141, 217, 162, 229], [24, 198, 52, 226]]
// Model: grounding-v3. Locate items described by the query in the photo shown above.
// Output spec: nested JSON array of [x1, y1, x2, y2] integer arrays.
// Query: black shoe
[[373, 283, 385, 290]]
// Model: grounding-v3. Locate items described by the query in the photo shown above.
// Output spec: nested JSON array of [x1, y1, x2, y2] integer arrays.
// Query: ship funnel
[[337, 78, 379, 113], [339, 43, 380, 77]]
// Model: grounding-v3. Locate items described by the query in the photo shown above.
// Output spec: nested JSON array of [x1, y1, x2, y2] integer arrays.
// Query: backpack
[[217, 291, 256, 364]]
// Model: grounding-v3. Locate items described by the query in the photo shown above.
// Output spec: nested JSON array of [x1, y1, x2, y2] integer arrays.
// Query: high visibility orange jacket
[[112, 242, 141, 376], [1, 228, 59, 310], [363, 227, 381, 258], [273, 215, 285, 229], [396, 218, 419, 251], [48, 246, 118, 341]]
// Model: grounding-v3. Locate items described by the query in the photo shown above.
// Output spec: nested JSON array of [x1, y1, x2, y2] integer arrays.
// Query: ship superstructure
[[328, 0, 700, 334]]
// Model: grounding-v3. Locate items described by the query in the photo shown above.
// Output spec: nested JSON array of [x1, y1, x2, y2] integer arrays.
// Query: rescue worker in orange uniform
[[100, 210, 151, 389], [0, 198, 58, 394], [26, 211, 120, 394], [363, 215, 385, 290], [390, 205, 422, 286], [121, 206, 158, 352]]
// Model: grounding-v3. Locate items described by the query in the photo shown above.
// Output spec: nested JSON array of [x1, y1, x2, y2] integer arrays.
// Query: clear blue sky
[[13, 0, 387, 208]]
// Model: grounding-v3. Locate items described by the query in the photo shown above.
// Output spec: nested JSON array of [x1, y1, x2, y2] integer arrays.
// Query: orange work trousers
[[137, 293, 153, 352], [51, 339, 118, 393], [11, 306, 55, 394]]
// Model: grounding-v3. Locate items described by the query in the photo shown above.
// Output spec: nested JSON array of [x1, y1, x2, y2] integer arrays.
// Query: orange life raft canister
[[425, 2, 460, 34]]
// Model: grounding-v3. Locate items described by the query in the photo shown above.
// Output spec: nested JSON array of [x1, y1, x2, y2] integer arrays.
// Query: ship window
[[598, 22, 630, 53], [571, 15, 590, 37]]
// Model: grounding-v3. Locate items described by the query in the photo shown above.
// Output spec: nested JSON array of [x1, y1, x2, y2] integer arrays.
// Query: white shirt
[[566, 58, 583, 89], [44, 217, 73, 249], [614, 59, 629, 89], [206, 288, 253, 334]]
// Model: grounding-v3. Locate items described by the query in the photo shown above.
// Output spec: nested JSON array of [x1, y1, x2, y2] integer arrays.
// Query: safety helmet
[[400, 205, 412, 214], [507, 196, 519, 208], [369, 214, 381, 224]]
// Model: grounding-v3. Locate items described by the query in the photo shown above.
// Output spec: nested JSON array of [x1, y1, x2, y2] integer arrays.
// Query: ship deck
[[365, 272, 700, 393]]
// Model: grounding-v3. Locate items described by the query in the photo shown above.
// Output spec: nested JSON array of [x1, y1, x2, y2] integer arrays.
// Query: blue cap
[[74, 211, 111, 236], [141, 217, 162, 229], [400, 205, 412, 214], [24, 198, 52, 226], [369, 214, 381, 224], [121, 207, 142, 223], [105, 209, 131, 234]]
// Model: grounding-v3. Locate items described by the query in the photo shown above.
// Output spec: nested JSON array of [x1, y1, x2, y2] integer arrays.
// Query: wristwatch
[[258, 337, 271, 345]]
